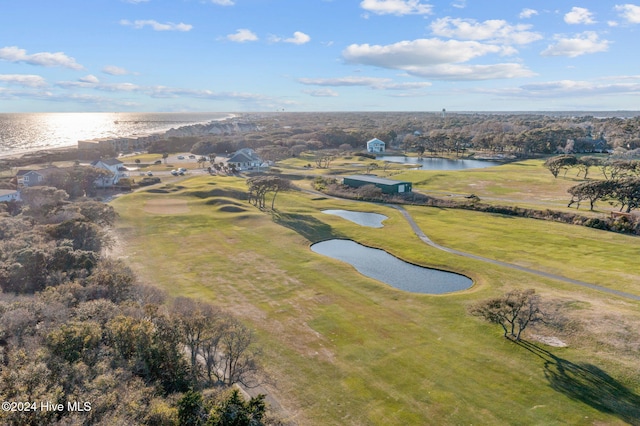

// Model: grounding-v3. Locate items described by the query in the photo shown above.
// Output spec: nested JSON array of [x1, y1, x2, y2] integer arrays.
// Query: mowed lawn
[[112, 176, 640, 425], [393, 158, 609, 212]]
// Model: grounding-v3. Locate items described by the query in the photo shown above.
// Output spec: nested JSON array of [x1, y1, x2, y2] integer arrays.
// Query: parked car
[[171, 170, 178, 176], [154, 160, 162, 165], [177, 155, 185, 160], [188, 155, 196, 159], [179, 168, 187, 172], [147, 172, 153, 176]]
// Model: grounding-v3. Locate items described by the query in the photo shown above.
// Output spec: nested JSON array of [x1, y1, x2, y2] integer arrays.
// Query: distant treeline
[[118, 112, 640, 159]]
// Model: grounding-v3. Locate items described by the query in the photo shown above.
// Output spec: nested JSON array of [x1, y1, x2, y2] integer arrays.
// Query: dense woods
[[0, 193, 279, 425]]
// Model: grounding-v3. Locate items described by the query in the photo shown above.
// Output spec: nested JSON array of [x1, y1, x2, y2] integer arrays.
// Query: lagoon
[[321, 210, 388, 228], [311, 239, 473, 294], [380, 156, 500, 170]]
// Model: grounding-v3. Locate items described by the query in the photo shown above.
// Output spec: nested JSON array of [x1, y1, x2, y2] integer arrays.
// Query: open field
[[112, 170, 640, 425]]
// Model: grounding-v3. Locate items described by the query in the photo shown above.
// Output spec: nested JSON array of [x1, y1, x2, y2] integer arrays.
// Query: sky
[[1, 0, 640, 112]]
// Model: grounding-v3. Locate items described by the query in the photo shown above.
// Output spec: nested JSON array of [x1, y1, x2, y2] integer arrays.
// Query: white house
[[91, 158, 125, 187], [366, 138, 386, 153], [0, 189, 20, 202], [226, 148, 264, 171]]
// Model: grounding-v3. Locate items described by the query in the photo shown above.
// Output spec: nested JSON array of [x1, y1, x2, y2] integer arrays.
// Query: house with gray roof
[[226, 148, 264, 171]]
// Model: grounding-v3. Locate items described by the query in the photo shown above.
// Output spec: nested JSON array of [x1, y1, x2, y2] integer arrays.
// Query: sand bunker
[[144, 198, 190, 214]]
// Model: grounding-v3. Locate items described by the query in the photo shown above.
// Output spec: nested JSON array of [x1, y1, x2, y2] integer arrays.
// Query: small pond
[[379, 156, 500, 170], [321, 210, 388, 228], [311, 239, 472, 294]]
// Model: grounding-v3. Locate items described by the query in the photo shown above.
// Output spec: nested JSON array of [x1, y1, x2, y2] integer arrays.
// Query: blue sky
[[1, 0, 640, 112]]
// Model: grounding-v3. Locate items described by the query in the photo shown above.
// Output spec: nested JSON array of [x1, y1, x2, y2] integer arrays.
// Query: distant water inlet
[[321, 210, 388, 228], [311, 239, 472, 294]]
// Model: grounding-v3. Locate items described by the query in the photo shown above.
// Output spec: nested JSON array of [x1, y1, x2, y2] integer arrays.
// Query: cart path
[[390, 205, 640, 302]]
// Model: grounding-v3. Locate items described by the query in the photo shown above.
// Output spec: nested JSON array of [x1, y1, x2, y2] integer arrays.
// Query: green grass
[[394, 159, 610, 213], [112, 175, 640, 425]]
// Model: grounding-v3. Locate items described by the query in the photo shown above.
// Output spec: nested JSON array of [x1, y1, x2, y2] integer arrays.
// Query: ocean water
[[0, 112, 232, 156]]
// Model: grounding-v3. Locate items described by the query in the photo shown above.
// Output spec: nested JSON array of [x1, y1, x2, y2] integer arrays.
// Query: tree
[[575, 156, 602, 179], [469, 289, 544, 341], [178, 390, 207, 426], [163, 152, 169, 164], [247, 176, 291, 210], [172, 297, 222, 382], [605, 177, 640, 213], [218, 319, 260, 387], [207, 389, 266, 426], [365, 163, 379, 174], [568, 180, 615, 210], [544, 155, 577, 178]]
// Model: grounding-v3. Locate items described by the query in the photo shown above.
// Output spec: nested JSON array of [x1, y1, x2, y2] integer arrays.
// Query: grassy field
[[111, 168, 640, 425]]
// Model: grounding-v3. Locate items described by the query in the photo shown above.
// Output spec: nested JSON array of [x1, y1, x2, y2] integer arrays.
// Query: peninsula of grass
[[112, 175, 640, 425]]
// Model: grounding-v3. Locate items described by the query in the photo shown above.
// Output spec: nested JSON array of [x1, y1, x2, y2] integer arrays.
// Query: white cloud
[[342, 39, 535, 80], [615, 4, 640, 23], [79, 75, 100, 84], [299, 76, 431, 89], [284, 31, 311, 45], [519, 8, 538, 19], [405, 63, 535, 80], [102, 65, 131, 75], [360, 0, 433, 16], [302, 89, 339, 97], [0, 46, 83, 70], [0, 74, 47, 87], [344, 39, 507, 68], [123, 0, 149, 3], [430, 17, 542, 45], [541, 32, 610, 57], [226, 29, 258, 43], [452, 0, 466, 9], [120, 19, 193, 31], [564, 7, 596, 25], [482, 78, 640, 99], [209, 0, 234, 4]]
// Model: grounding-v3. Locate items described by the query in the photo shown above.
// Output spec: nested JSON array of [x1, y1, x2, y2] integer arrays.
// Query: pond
[[310, 239, 472, 294], [321, 210, 388, 228], [379, 155, 500, 170]]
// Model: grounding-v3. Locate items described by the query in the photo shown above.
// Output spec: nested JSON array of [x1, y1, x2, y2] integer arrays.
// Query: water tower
[[442, 108, 446, 118]]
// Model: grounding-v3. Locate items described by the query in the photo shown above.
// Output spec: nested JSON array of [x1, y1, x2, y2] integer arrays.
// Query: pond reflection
[[311, 239, 472, 294], [321, 210, 388, 228]]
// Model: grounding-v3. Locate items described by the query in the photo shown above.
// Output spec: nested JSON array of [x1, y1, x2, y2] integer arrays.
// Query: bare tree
[[469, 289, 544, 341], [247, 176, 292, 210], [218, 318, 261, 387]]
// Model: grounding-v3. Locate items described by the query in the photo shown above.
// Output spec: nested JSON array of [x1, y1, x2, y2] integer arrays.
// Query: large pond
[[321, 210, 387, 228], [379, 155, 500, 170], [311, 239, 472, 294]]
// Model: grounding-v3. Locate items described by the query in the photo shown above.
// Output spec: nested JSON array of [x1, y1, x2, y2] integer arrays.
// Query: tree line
[[544, 155, 640, 213], [94, 112, 640, 162], [0, 192, 282, 425]]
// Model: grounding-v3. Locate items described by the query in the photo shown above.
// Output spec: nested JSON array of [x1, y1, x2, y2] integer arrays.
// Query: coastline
[[0, 113, 238, 163]]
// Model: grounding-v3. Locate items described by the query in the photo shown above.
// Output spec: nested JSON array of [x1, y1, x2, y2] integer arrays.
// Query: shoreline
[[0, 113, 238, 163]]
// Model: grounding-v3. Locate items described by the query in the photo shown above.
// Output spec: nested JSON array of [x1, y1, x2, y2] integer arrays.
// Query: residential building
[[226, 148, 264, 171], [366, 138, 386, 153], [0, 189, 20, 202], [16, 168, 60, 187], [91, 158, 125, 187]]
